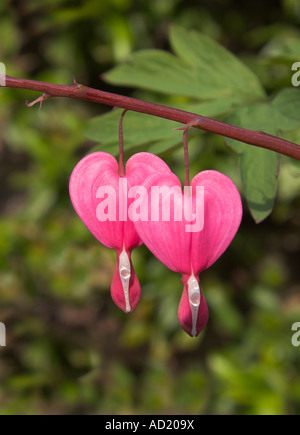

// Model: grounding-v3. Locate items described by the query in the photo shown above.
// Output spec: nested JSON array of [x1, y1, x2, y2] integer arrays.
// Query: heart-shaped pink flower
[[69, 151, 172, 313], [134, 170, 243, 336]]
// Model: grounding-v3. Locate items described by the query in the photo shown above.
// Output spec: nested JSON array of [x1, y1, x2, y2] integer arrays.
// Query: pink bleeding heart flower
[[69, 151, 172, 313], [134, 170, 243, 337]]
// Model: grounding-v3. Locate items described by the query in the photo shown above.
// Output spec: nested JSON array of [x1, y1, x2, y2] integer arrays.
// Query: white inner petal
[[187, 274, 201, 337], [119, 248, 131, 313]]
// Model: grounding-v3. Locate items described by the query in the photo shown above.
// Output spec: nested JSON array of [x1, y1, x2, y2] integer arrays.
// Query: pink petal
[[126, 152, 173, 183], [190, 171, 242, 274], [69, 152, 124, 250], [134, 171, 192, 274], [124, 153, 173, 250], [135, 169, 242, 276], [69, 152, 173, 252]]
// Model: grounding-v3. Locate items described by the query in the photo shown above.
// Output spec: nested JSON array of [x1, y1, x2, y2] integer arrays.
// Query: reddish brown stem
[[3, 75, 300, 160], [183, 128, 190, 187], [118, 109, 127, 176]]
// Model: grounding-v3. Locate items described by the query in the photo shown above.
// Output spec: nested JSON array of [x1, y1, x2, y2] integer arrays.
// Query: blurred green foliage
[[1, 0, 300, 415]]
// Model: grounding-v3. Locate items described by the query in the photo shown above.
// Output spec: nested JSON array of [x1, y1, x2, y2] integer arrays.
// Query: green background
[[1, 0, 300, 415]]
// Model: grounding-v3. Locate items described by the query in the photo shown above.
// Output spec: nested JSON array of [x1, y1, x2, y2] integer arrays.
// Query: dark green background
[[0, 0, 300, 415]]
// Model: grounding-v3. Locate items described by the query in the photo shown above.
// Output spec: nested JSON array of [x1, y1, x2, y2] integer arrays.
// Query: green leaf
[[96, 26, 269, 156], [271, 88, 300, 126], [104, 25, 265, 102], [85, 109, 183, 154], [85, 98, 238, 155], [262, 35, 300, 63], [169, 25, 266, 101], [182, 97, 243, 118], [225, 103, 280, 223], [240, 148, 280, 224], [104, 49, 202, 98], [147, 137, 182, 155]]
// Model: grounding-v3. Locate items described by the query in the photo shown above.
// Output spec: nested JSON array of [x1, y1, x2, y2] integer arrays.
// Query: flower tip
[[111, 250, 141, 313], [178, 274, 209, 337]]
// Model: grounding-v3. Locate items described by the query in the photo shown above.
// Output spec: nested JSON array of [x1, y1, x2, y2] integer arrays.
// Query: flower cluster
[[69, 151, 242, 337]]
